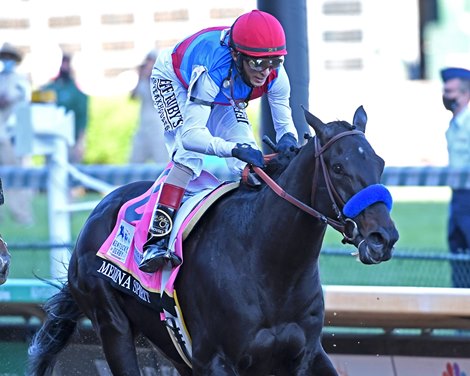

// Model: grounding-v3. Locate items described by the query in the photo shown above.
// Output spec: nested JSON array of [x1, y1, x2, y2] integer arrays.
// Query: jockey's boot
[[139, 183, 185, 273]]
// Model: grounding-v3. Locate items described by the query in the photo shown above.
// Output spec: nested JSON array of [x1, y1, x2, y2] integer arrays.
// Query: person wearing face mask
[[41, 53, 89, 164], [0, 42, 34, 225], [440, 67, 470, 288], [138, 10, 299, 273]]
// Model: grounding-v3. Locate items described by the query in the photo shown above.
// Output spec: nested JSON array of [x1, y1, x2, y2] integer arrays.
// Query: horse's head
[[0, 235, 10, 285], [303, 105, 399, 264]]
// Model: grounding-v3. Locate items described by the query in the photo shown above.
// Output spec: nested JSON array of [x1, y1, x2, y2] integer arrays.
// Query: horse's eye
[[332, 164, 343, 174]]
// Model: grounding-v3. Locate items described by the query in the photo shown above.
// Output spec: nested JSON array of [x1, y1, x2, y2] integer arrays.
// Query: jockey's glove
[[276, 132, 299, 155], [232, 143, 265, 168]]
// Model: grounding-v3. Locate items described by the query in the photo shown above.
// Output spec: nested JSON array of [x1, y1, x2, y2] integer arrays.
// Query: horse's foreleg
[[310, 348, 338, 376]]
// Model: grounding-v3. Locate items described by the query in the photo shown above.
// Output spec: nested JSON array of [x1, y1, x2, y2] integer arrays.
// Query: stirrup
[[139, 247, 182, 273], [164, 249, 182, 267]]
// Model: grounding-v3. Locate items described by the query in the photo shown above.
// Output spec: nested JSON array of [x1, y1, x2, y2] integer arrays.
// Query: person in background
[[0, 42, 34, 225], [441, 67, 470, 288], [42, 53, 89, 163], [129, 50, 168, 164], [138, 10, 299, 273], [0, 176, 10, 286], [0, 178, 4, 206]]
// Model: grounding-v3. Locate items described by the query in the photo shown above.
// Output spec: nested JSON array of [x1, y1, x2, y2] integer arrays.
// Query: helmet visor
[[245, 56, 284, 72]]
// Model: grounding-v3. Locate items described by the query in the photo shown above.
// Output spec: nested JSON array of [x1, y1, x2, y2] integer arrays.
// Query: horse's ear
[[352, 105, 367, 132], [302, 105, 325, 135]]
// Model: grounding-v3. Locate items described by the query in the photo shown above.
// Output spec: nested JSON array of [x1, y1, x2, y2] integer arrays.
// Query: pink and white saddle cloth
[[94, 163, 238, 365]]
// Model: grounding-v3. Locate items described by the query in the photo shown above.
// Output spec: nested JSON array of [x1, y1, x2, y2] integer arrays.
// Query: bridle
[[252, 129, 364, 244], [311, 130, 364, 234]]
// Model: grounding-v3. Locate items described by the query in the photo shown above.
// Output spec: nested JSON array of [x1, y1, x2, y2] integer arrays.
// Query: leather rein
[[252, 129, 364, 239]]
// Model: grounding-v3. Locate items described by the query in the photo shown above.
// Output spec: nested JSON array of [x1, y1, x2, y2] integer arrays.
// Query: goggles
[[245, 55, 284, 72]]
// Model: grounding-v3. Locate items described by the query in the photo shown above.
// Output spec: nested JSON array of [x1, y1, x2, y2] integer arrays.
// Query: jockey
[[139, 9, 299, 273]]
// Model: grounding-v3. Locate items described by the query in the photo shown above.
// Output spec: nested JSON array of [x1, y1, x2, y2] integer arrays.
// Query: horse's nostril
[[368, 232, 385, 248]]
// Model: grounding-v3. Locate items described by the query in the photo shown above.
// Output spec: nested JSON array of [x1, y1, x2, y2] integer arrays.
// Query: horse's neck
[[278, 158, 314, 202], [253, 150, 328, 268]]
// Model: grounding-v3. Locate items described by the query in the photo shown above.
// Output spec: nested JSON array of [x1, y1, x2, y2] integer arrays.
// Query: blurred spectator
[[0, 178, 3, 205], [128, 50, 168, 164], [41, 53, 89, 163], [440, 67, 470, 288], [0, 42, 34, 225]]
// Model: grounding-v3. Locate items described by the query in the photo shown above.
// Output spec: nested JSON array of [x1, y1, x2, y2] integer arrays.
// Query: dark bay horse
[[0, 234, 9, 285], [0, 178, 10, 285], [28, 106, 398, 376]]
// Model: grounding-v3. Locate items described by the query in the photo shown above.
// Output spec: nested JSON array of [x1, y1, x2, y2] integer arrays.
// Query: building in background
[[0, 0, 256, 95], [307, 0, 469, 166], [1, 0, 469, 166], [425, 0, 470, 80]]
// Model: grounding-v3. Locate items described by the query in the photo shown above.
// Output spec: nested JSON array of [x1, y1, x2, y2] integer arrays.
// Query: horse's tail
[[27, 282, 83, 376]]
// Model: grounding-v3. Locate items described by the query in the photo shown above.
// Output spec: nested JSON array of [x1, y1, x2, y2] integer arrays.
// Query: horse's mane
[[263, 152, 296, 180], [235, 153, 292, 193]]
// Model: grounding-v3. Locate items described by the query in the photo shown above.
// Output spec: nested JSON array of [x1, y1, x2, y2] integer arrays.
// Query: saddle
[[94, 164, 240, 367]]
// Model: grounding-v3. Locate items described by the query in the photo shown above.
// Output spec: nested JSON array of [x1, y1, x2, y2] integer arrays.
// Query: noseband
[[252, 129, 391, 244]]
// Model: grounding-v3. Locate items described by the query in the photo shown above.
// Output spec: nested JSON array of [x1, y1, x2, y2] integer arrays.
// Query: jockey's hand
[[276, 132, 299, 156], [232, 143, 265, 168]]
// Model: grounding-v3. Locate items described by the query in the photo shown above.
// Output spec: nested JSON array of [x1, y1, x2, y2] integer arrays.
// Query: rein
[[252, 129, 364, 236], [251, 167, 328, 224]]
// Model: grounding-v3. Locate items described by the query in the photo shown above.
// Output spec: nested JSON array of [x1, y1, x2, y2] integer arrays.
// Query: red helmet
[[230, 10, 287, 57]]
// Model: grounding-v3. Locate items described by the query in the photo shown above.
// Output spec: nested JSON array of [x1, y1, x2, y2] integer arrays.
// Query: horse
[[0, 234, 9, 285], [0, 179, 10, 285], [27, 106, 399, 376]]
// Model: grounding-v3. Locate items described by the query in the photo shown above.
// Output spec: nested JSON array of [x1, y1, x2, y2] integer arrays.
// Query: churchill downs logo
[[151, 77, 183, 131], [107, 220, 134, 263]]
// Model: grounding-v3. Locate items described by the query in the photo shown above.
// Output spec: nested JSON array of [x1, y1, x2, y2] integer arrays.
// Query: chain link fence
[[320, 248, 470, 288]]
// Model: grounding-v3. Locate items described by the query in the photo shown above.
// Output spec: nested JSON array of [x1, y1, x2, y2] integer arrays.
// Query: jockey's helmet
[[229, 10, 287, 57]]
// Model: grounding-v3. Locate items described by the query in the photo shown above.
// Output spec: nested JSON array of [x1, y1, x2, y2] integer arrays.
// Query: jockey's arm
[[267, 66, 298, 142], [180, 70, 236, 157]]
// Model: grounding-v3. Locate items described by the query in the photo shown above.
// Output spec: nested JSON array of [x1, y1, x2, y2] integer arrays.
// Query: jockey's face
[[241, 58, 271, 87], [231, 51, 283, 87]]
